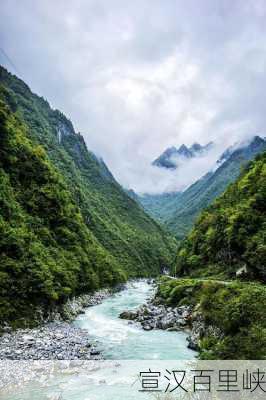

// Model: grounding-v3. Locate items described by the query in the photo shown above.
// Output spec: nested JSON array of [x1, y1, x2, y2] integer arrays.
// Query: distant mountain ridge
[[152, 142, 213, 169], [137, 136, 266, 239], [216, 136, 266, 165]]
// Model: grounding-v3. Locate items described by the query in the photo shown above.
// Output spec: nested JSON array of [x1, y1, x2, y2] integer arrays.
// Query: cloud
[[1, 0, 266, 193], [120, 142, 226, 194]]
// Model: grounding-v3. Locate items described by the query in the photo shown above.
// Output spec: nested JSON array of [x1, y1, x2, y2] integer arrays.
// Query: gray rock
[[167, 326, 181, 332], [176, 318, 187, 327], [90, 349, 100, 356], [21, 334, 35, 342], [0, 322, 100, 360], [187, 335, 200, 351], [119, 311, 137, 320], [119, 300, 194, 336], [46, 394, 62, 400], [157, 316, 174, 330], [54, 333, 65, 340], [142, 324, 154, 331]]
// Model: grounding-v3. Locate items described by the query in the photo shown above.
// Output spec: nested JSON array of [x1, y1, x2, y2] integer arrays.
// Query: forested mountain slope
[[0, 66, 176, 325], [166, 136, 266, 240], [137, 192, 181, 224], [137, 136, 266, 240], [158, 152, 266, 359], [175, 152, 266, 281], [0, 99, 126, 326], [0, 66, 176, 276]]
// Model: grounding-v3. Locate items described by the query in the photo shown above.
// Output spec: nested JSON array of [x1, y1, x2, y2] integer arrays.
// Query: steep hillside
[[0, 99, 126, 326], [157, 277, 266, 359], [175, 152, 266, 281], [139, 137, 266, 240], [0, 66, 177, 323], [166, 136, 266, 239], [137, 192, 181, 223]]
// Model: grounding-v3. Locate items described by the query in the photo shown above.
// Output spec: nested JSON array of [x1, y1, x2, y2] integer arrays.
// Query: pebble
[[0, 289, 112, 360], [0, 321, 101, 360]]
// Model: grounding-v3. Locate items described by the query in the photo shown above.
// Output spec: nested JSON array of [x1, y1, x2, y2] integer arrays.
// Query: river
[[2, 280, 196, 400], [74, 279, 195, 360]]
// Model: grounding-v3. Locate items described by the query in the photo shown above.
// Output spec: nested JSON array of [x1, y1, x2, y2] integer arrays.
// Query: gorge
[[0, 65, 265, 366]]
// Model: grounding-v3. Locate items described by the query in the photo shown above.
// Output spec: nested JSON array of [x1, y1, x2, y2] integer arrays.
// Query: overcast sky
[[1, 0, 266, 193]]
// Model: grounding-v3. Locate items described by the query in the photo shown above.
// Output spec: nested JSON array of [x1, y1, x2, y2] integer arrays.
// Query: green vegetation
[[139, 137, 266, 241], [1, 64, 264, 362], [160, 152, 266, 359], [0, 66, 176, 276], [157, 277, 266, 359], [0, 98, 126, 327], [0, 66, 177, 327], [136, 192, 182, 225], [166, 138, 266, 240], [175, 152, 266, 281]]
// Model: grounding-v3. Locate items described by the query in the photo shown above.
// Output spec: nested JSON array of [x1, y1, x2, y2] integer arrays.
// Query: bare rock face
[[186, 313, 205, 351], [187, 309, 224, 352]]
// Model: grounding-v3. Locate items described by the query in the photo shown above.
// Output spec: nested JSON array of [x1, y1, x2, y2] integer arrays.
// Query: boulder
[[157, 316, 174, 330], [142, 324, 154, 331], [21, 334, 35, 343], [187, 335, 200, 351], [176, 318, 187, 327], [119, 311, 137, 320], [167, 326, 181, 332]]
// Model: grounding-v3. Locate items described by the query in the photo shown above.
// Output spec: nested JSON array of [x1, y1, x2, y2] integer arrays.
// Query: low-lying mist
[[120, 143, 224, 195], [119, 135, 260, 195]]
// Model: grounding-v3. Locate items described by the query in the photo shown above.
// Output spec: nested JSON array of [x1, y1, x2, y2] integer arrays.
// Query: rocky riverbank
[[119, 295, 221, 352], [0, 322, 101, 360], [58, 288, 112, 321], [0, 289, 112, 360]]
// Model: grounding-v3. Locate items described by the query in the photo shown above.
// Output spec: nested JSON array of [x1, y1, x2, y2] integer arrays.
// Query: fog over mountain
[[1, 0, 266, 193], [125, 138, 257, 194], [152, 142, 214, 169]]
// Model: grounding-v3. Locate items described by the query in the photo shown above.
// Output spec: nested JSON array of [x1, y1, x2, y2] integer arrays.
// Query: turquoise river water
[[2, 280, 196, 400], [74, 280, 195, 360]]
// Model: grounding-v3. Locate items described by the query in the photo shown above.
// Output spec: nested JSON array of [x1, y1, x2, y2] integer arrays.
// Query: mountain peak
[[251, 135, 265, 145], [217, 136, 265, 165], [152, 141, 213, 169], [190, 142, 202, 152], [152, 146, 179, 169], [164, 146, 178, 155], [176, 144, 191, 157], [178, 144, 189, 151]]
